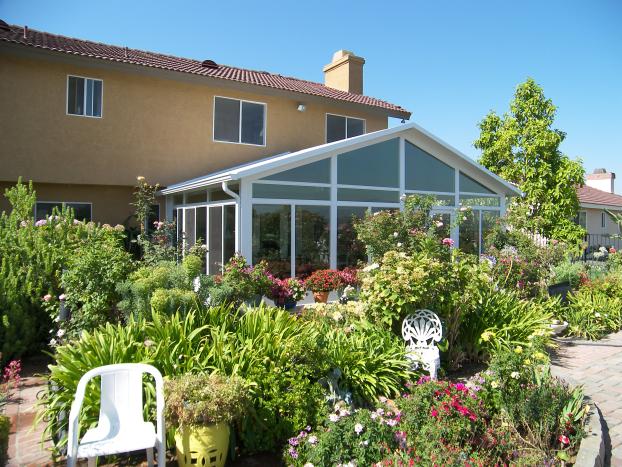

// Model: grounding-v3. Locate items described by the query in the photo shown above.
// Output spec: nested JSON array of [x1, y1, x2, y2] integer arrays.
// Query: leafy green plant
[[550, 260, 586, 288], [0, 415, 9, 467], [164, 373, 249, 427], [561, 289, 622, 340]]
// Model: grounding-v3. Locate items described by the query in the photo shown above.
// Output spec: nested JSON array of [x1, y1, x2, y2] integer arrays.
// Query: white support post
[[240, 179, 253, 262], [290, 204, 296, 278], [329, 156, 337, 270]]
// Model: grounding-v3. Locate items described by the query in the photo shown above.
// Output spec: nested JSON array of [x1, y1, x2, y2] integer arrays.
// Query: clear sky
[[1, 0, 621, 190]]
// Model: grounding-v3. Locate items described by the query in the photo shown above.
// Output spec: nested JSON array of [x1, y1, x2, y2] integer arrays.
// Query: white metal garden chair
[[402, 309, 443, 380], [67, 363, 165, 467]]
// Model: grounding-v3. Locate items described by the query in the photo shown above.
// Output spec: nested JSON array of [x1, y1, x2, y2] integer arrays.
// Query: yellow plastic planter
[[174, 423, 230, 467]]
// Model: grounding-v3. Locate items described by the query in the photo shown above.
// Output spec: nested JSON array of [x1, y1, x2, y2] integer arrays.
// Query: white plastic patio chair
[[67, 363, 165, 467], [402, 309, 442, 380]]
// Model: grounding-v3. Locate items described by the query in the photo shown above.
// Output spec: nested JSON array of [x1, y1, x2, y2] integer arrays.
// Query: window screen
[[337, 138, 399, 187]]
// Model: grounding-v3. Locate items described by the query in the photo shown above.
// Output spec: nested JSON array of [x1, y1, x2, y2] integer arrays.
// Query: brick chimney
[[586, 168, 616, 193], [323, 50, 365, 95]]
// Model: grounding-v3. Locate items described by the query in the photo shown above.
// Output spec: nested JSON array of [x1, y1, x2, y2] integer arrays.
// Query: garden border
[[575, 398, 606, 467]]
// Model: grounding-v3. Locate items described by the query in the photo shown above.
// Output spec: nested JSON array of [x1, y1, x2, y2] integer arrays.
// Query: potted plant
[[305, 269, 343, 303], [269, 276, 306, 309], [338, 267, 360, 303], [165, 373, 249, 467], [221, 255, 272, 307]]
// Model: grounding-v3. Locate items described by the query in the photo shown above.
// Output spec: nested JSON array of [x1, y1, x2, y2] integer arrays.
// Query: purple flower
[[288, 447, 298, 459], [288, 437, 299, 446], [305, 425, 312, 432], [35, 219, 47, 227]]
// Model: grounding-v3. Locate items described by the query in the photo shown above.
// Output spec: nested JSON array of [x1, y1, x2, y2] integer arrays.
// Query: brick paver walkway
[[551, 331, 622, 466]]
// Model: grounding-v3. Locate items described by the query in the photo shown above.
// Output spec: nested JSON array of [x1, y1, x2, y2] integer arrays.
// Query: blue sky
[[2, 0, 621, 191]]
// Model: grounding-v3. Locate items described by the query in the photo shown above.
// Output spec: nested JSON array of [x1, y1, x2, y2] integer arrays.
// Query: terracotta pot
[[313, 291, 329, 303]]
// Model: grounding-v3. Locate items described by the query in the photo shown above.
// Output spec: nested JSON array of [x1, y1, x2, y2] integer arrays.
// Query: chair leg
[[87, 457, 96, 467], [147, 447, 154, 467]]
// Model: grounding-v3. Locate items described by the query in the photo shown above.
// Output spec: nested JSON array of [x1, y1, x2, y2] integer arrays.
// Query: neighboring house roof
[[0, 22, 411, 119], [577, 185, 622, 210], [160, 122, 523, 197]]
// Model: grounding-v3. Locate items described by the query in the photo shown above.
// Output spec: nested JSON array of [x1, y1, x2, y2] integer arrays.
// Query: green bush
[[550, 260, 586, 288], [0, 415, 9, 467], [0, 180, 131, 362], [561, 289, 622, 340]]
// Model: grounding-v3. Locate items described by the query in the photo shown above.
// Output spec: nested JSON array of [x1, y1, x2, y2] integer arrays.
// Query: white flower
[[435, 221, 444, 227], [393, 231, 398, 238], [49, 338, 57, 346], [370, 412, 378, 420], [397, 242, 403, 247], [379, 396, 387, 402], [56, 329, 65, 338], [510, 371, 520, 379], [308, 435, 318, 445], [595, 312, 601, 318], [354, 423, 364, 434], [193, 276, 201, 293], [460, 206, 468, 212], [362, 263, 379, 272], [304, 464, 315, 467], [329, 413, 340, 422]]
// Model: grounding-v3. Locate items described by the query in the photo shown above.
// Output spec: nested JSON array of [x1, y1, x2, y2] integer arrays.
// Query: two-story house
[[0, 21, 521, 275]]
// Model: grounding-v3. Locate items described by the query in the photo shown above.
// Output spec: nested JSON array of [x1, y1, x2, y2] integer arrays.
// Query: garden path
[[551, 330, 622, 466]]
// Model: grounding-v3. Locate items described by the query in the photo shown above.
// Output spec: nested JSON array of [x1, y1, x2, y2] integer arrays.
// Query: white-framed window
[[67, 76, 103, 117], [213, 96, 266, 146], [602, 212, 607, 229], [35, 201, 92, 221], [326, 114, 365, 143]]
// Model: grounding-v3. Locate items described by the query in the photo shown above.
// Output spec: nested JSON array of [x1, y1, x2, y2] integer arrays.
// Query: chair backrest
[[402, 309, 442, 348]]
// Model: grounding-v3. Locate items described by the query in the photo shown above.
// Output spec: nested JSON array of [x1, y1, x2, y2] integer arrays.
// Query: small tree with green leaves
[[474, 78, 586, 246], [132, 176, 159, 234]]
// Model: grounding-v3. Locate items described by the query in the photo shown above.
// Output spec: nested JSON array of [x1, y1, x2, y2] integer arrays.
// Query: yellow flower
[[523, 359, 532, 365], [584, 404, 590, 413], [491, 381, 499, 389], [514, 346, 523, 354], [480, 331, 494, 342], [534, 351, 547, 361]]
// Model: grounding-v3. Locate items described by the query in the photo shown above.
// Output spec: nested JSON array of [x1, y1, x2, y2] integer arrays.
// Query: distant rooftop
[[577, 185, 622, 208], [0, 21, 411, 119]]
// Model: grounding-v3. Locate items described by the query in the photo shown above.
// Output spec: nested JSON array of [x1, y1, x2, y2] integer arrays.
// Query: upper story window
[[213, 96, 266, 146], [326, 114, 365, 143], [67, 76, 103, 118], [574, 211, 587, 229], [35, 201, 92, 221]]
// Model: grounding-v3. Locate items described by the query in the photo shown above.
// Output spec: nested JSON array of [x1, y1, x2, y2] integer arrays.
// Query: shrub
[[267, 276, 306, 304], [304, 269, 343, 292], [0, 415, 9, 467], [561, 289, 622, 340], [550, 260, 586, 288], [164, 373, 249, 427]]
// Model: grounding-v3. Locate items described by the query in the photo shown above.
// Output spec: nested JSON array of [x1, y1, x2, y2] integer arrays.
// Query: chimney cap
[[594, 168, 608, 174]]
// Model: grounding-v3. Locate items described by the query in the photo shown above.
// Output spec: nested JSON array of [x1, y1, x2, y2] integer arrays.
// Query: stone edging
[[574, 399, 606, 467]]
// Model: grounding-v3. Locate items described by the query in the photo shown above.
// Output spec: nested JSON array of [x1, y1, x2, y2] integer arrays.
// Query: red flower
[[559, 434, 570, 445], [430, 408, 439, 417]]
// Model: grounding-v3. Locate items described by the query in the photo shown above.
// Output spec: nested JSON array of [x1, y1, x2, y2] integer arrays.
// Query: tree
[[474, 78, 585, 246]]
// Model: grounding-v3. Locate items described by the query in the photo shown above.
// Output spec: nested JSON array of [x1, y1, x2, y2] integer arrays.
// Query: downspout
[[222, 181, 240, 253]]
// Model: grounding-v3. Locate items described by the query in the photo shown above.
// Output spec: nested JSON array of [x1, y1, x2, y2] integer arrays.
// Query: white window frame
[[35, 201, 93, 221], [66, 75, 103, 118], [325, 113, 366, 143], [213, 96, 267, 146]]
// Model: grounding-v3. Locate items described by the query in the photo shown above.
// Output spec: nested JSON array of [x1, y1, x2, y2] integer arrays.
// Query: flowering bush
[[0, 358, 21, 411], [338, 267, 359, 288], [304, 269, 343, 292], [221, 254, 273, 298], [283, 402, 400, 466]]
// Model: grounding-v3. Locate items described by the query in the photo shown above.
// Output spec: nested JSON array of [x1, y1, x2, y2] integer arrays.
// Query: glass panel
[[209, 189, 233, 201], [459, 172, 495, 194], [326, 114, 346, 143], [337, 206, 368, 269], [173, 195, 183, 206], [371, 206, 399, 214], [253, 183, 330, 200], [67, 77, 84, 115], [92, 80, 102, 117], [262, 158, 331, 184], [208, 206, 223, 275], [186, 192, 207, 204], [295, 206, 330, 277], [252, 204, 291, 278], [575, 211, 587, 229], [85, 79, 93, 116], [223, 205, 236, 266], [241, 101, 265, 145], [66, 203, 92, 221], [338, 188, 399, 203], [184, 208, 196, 250], [35, 202, 62, 221], [460, 195, 500, 207], [346, 118, 365, 138], [481, 211, 500, 253], [459, 210, 480, 255], [405, 141, 455, 192], [214, 97, 240, 143], [337, 138, 400, 187], [195, 207, 207, 244]]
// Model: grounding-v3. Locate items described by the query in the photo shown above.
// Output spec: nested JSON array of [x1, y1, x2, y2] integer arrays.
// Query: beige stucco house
[[576, 169, 622, 251]]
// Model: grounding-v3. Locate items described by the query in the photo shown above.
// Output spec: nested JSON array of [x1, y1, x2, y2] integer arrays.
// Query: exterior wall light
[[297, 104, 306, 112]]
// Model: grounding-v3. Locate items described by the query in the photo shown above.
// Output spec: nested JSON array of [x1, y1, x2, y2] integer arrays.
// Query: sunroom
[[160, 123, 521, 276]]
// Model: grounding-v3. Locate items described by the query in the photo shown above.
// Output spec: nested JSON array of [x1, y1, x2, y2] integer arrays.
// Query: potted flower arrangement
[[268, 276, 306, 309], [338, 267, 360, 304], [305, 269, 343, 303], [164, 373, 249, 467], [221, 254, 272, 306]]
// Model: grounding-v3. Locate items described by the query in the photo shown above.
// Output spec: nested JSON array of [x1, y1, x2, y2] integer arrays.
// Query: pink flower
[[559, 434, 569, 445], [43, 294, 52, 302], [35, 219, 47, 227], [610, 247, 617, 254], [442, 238, 454, 247], [430, 408, 439, 417], [59, 294, 66, 301]]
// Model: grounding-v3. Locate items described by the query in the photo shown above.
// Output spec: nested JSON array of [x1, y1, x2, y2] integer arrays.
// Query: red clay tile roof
[[577, 185, 622, 207], [0, 23, 411, 118]]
